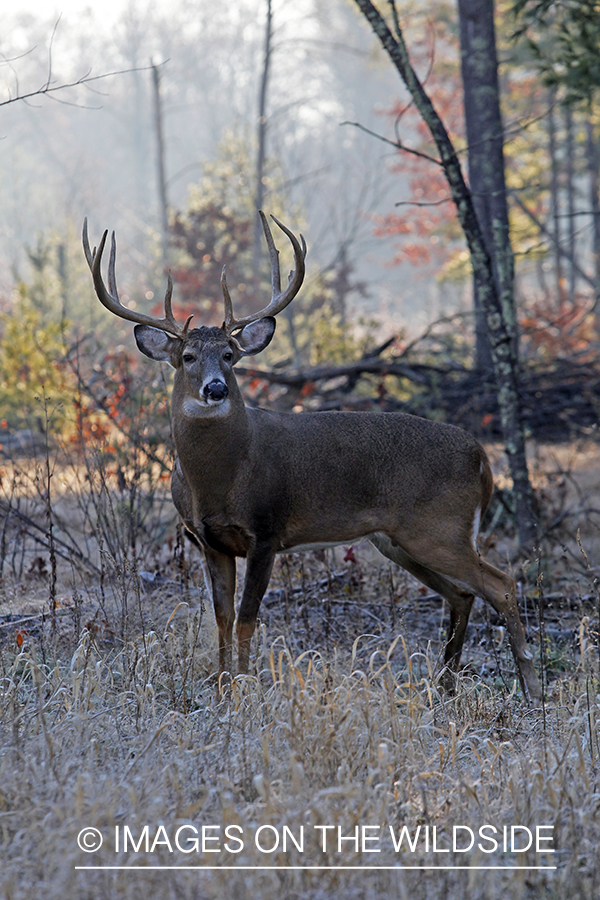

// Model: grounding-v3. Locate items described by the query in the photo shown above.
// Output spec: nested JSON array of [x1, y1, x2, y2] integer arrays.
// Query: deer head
[[83, 212, 306, 419]]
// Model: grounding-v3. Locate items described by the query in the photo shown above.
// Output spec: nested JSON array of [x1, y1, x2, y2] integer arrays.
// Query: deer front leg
[[203, 546, 236, 681], [236, 542, 275, 674]]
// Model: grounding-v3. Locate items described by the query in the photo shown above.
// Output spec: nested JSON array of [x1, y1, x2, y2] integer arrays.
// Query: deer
[[83, 213, 542, 704]]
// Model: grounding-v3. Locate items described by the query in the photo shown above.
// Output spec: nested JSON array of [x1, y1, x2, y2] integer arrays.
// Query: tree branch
[[0, 64, 155, 110], [510, 191, 597, 292], [341, 119, 442, 165]]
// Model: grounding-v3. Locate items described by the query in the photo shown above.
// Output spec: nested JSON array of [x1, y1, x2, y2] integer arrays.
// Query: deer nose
[[203, 379, 229, 402]]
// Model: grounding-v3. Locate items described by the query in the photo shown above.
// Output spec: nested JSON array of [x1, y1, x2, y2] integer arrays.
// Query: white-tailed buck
[[83, 214, 541, 703]]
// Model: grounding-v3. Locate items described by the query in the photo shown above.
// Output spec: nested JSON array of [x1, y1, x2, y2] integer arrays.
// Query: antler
[[82, 218, 193, 337], [222, 211, 306, 334]]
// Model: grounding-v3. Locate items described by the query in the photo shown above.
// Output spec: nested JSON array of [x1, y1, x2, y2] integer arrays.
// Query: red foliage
[[71, 348, 142, 446], [167, 203, 262, 326], [343, 546, 358, 564], [374, 19, 466, 271], [72, 398, 112, 443]]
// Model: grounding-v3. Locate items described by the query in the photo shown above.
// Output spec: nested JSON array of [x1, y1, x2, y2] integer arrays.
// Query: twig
[[1, 64, 156, 109], [341, 120, 442, 165]]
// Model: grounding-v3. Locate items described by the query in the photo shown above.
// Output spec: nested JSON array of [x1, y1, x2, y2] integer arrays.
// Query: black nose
[[203, 380, 229, 402]]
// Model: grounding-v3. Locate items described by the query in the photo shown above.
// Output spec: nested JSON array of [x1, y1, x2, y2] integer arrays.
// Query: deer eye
[[223, 351, 233, 362], [182, 353, 195, 364]]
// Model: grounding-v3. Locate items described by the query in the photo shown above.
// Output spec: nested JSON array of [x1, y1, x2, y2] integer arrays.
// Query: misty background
[[0, 0, 461, 342]]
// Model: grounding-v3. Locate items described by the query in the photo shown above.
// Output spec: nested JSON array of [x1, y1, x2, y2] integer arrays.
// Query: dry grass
[[1, 620, 599, 899], [1, 441, 600, 899]]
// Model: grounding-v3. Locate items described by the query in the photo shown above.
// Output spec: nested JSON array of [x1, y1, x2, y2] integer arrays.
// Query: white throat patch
[[182, 397, 231, 419]]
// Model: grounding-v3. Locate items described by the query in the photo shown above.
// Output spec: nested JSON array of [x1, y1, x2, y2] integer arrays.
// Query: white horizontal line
[[75, 865, 558, 871]]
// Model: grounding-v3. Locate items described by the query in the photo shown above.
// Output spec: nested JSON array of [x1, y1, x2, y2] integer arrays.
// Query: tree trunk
[[151, 61, 169, 270], [352, 0, 537, 548], [457, 0, 515, 377], [548, 88, 564, 306], [565, 103, 578, 301], [586, 115, 600, 293], [254, 0, 273, 267]]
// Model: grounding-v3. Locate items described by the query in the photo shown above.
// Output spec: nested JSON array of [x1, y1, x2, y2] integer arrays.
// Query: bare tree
[[254, 0, 273, 267], [457, 0, 515, 375], [586, 117, 600, 291], [547, 87, 564, 305], [151, 60, 169, 268]]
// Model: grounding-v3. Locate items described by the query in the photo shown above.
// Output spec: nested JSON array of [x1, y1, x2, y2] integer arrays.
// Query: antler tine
[[162, 270, 193, 332], [223, 211, 307, 335], [108, 231, 118, 298], [82, 219, 188, 337], [82, 217, 95, 269], [221, 266, 235, 331], [164, 269, 174, 319], [260, 210, 282, 296]]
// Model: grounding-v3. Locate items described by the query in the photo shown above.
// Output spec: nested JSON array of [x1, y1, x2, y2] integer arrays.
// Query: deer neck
[[172, 382, 251, 503]]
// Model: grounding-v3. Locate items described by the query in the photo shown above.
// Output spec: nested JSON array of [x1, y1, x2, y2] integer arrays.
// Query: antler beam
[[82, 218, 192, 337], [222, 211, 306, 335]]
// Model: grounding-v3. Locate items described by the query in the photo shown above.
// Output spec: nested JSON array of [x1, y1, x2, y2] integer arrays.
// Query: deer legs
[[432, 550, 541, 702], [371, 533, 542, 703], [203, 547, 236, 679], [201, 523, 541, 702], [236, 543, 275, 674], [371, 535, 475, 690], [470, 557, 541, 702], [203, 542, 275, 679]]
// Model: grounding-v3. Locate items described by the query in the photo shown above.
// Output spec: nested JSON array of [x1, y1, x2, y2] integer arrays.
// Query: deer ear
[[135, 324, 181, 365], [234, 317, 276, 357]]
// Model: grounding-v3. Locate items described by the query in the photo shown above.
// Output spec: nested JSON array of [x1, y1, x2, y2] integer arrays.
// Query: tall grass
[[0, 595, 599, 898], [1, 422, 600, 897]]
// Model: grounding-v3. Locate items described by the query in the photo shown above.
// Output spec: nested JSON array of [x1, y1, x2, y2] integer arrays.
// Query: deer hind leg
[[463, 555, 541, 703], [203, 547, 236, 685], [370, 534, 474, 691], [384, 532, 542, 703]]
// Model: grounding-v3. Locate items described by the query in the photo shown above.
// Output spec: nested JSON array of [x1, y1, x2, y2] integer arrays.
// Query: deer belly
[[279, 514, 385, 552], [280, 540, 352, 554]]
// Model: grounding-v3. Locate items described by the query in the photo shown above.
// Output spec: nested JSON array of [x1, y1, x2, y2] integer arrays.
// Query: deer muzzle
[[203, 379, 229, 403]]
